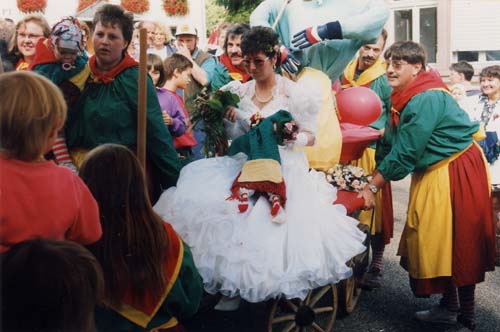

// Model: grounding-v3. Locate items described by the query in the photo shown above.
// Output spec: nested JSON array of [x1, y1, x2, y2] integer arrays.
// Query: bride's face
[[242, 51, 276, 82]]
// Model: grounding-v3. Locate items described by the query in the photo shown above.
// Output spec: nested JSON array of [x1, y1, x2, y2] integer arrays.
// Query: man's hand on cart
[[358, 185, 376, 210]]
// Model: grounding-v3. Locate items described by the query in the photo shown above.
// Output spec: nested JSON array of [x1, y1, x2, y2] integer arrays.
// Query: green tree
[[212, 0, 262, 24]]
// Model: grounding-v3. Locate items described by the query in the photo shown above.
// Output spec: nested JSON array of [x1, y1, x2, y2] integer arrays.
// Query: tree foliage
[[215, 0, 262, 13]]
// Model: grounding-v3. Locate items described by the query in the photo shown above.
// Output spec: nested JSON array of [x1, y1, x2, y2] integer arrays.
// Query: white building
[[385, 0, 500, 81], [0, 0, 207, 45]]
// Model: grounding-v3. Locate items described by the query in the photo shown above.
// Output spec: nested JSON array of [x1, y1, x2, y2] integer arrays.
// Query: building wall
[[0, 0, 207, 44], [385, 0, 500, 81]]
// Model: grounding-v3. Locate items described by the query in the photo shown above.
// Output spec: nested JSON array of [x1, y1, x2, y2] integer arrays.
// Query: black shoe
[[457, 314, 476, 330], [360, 267, 382, 290]]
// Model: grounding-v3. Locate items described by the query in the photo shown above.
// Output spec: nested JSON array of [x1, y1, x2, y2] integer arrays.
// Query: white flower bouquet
[[325, 164, 371, 192]]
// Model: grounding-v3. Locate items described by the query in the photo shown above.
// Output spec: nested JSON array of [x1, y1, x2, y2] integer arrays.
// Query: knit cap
[[51, 17, 82, 52]]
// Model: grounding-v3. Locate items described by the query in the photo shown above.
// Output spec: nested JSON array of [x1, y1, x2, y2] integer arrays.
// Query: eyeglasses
[[17, 32, 44, 41], [386, 60, 410, 70], [242, 57, 270, 68]]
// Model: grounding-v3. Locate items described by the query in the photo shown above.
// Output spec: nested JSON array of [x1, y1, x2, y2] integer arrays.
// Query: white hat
[[51, 17, 82, 52], [175, 23, 197, 37]]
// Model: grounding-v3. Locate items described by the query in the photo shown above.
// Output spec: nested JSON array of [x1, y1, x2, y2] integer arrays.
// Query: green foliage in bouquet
[[189, 88, 240, 157]]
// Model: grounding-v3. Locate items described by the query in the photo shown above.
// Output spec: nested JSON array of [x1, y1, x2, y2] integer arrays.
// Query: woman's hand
[[225, 106, 237, 122], [162, 112, 173, 125], [358, 185, 376, 210]]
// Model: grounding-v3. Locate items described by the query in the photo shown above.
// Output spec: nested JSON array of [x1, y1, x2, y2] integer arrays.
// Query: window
[[420, 7, 436, 63], [457, 51, 479, 62], [393, 7, 437, 63], [486, 51, 500, 61], [394, 9, 412, 41]]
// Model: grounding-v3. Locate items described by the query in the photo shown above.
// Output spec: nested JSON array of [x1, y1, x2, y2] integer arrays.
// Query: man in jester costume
[[340, 29, 394, 290], [211, 23, 251, 91]]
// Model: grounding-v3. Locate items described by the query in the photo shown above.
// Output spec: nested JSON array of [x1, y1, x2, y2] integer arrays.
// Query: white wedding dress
[[154, 75, 367, 302]]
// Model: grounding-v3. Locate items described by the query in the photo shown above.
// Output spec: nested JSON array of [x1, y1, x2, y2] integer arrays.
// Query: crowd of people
[[0, 0, 498, 331]]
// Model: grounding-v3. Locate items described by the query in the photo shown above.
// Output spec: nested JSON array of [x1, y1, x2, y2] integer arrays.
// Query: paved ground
[[184, 177, 500, 332]]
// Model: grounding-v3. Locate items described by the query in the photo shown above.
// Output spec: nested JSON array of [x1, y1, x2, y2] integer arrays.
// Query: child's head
[[450, 84, 466, 101], [147, 53, 165, 87], [479, 65, 500, 99], [163, 53, 193, 89], [79, 144, 168, 307], [50, 17, 82, 70], [1, 239, 103, 332], [0, 71, 66, 161]]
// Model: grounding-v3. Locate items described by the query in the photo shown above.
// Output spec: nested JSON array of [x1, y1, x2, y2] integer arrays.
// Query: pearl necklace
[[254, 89, 273, 104]]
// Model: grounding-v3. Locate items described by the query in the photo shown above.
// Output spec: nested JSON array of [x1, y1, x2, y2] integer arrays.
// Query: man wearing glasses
[[359, 41, 496, 331]]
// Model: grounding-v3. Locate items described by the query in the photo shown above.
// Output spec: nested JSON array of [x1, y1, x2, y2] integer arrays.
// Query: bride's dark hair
[[241, 26, 281, 67]]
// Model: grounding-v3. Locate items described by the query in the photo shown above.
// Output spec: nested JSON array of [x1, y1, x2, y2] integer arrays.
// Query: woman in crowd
[[8, 14, 50, 70], [464, 65, 500, 258], [65, 4, 180, 202], [154, 26, 366, 311], [148, 22, 176, 60], [80, 144, 203, 332]]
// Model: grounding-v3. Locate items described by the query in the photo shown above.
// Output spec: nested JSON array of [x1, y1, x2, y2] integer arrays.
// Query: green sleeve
[[211, 63, 231, 91], [376, 91, 476, 180], [155, 243, 203, 323], [376, 93, 442, 181], [120, 68, 181, 189], [369, 75, 392, 130]]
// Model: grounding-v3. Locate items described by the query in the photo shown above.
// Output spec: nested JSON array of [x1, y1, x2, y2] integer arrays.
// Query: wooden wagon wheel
[[338, 223, 371, 317], [337, 272, 362, 316], [267, 284, 338, 332]]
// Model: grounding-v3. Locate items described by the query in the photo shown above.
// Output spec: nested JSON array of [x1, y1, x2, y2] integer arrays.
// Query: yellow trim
[[351, 147, 383, 233], [69, 63, 91, 91], [110, 236, 185, 328], [229, 72, 243, 81], [298, 67, 342, 170], [238, 159, 283, 183], [70, 148, 91, 169], [341, 58, 386, 88], [144, 317, 178, 332], [398, 160, 453, 279], [398, 143, 481, 279]]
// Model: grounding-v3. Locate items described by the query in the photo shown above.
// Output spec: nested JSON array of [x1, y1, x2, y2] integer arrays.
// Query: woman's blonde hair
[[0, 71, 66, 161], [8, 14, 50, 57], [154, 22, 172, 43]]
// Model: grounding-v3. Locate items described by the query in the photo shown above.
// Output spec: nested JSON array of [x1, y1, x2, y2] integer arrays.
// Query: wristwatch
[[368, 184, 378, 194]]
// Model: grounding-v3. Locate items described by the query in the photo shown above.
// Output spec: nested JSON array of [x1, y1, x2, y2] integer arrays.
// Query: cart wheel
[[338, 274, 362, 316], [267, 284, 338, 332]]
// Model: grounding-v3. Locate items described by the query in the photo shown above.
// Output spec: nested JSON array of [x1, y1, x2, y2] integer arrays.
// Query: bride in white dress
[[154, 27, 366, 308]]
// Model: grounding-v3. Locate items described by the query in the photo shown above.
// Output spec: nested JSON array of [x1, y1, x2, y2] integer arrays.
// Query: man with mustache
[[211, 23, 250, 91], [340, 29, 393, 291]]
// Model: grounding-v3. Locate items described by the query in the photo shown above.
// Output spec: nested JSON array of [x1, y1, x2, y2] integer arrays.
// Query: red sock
[[238, 193, 248, 213], [52, 137, 72, 164], [270, 196, 281, 216]]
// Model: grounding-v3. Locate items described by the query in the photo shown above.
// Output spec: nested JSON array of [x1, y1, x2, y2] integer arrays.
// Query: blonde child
[[0, 71, 101, 253]]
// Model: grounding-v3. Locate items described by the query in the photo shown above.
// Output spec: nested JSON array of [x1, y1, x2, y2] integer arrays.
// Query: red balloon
[[335, 86, 382, 125]]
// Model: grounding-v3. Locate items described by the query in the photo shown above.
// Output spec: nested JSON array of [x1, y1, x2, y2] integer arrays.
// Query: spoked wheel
[[267, 284, 338, 332], [338, 273, 362, 316]]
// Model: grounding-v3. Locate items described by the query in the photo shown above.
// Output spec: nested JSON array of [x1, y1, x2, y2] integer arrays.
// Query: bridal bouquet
[[189, 88, 240, 157], [325, 164, 371, 192]]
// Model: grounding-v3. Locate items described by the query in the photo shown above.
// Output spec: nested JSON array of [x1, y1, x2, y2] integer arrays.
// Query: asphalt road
[[183, 177, 500, 332]]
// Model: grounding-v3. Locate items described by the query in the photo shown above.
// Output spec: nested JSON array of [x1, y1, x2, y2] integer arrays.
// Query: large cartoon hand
[[292, 21, 343, 49], [279, 46, 301, 74]]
